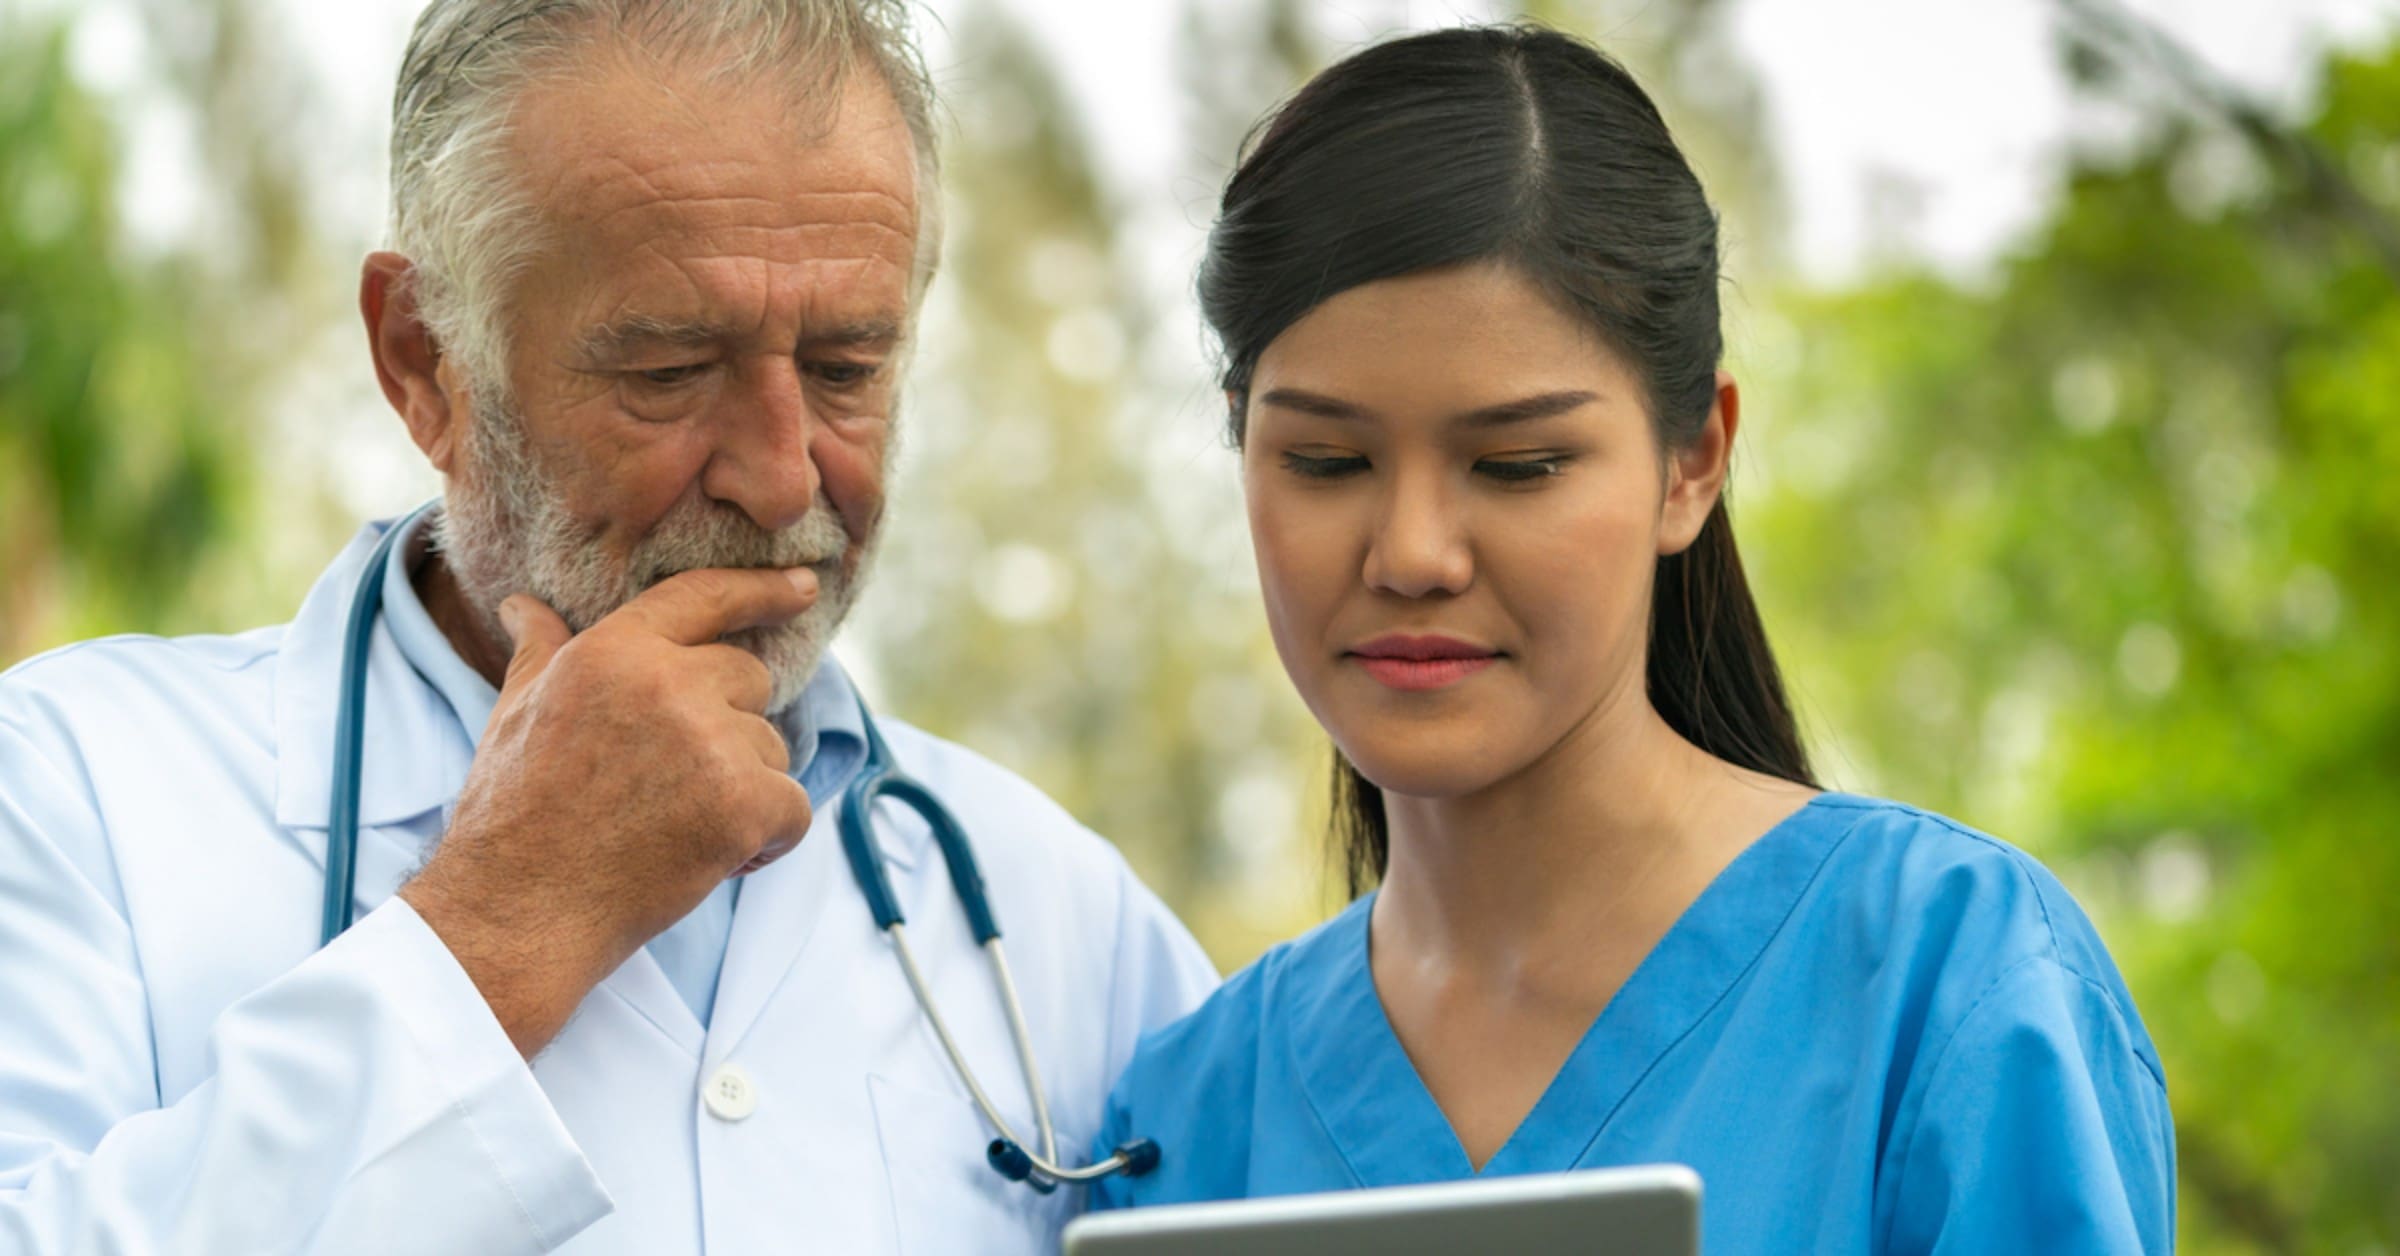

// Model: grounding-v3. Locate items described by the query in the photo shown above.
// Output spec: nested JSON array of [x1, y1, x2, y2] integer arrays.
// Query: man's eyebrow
[[804, 318, 904, 348], [1257, 387, 1599, 427], [572, 315, 731, 361], [572, 315, 907, 360]]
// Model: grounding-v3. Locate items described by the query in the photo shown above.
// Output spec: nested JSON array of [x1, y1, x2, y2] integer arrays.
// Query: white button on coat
[[704, 1064, 758, 1121]]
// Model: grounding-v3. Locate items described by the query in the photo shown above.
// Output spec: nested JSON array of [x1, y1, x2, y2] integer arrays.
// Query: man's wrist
[[399, 868, 614, 1058]]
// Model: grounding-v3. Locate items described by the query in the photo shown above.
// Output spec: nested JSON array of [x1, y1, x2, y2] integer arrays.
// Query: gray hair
[[387, 0, 943, 397]]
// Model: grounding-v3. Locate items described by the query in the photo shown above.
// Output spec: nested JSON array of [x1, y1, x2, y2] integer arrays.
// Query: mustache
[[623, 504, 850, 592]]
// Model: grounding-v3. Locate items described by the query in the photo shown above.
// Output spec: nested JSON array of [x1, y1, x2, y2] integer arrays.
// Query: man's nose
[[701, 363, 821, 533], [1362, 469, 1474, 599]]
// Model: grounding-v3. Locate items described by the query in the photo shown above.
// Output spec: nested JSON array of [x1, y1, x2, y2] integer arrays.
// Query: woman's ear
[[1658, 369, 1739, 555], [361, 251, 463, 475]]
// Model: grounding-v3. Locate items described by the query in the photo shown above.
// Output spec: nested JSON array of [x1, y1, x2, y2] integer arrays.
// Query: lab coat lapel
[[705, 663, 907, 1064], [592, 944, 707, 1058], [702, 789, 846, 1066], [272, 517, 457, 837], [272, 516, 477, 939], [703, 779, 926, 1067]]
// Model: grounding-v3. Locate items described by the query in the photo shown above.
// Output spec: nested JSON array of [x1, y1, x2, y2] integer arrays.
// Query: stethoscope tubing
[[841, 722, 1157, 1189], [320, 502, 428, 945], [879, 927, 1154, 1189], [318, 502, 1157, 1192]]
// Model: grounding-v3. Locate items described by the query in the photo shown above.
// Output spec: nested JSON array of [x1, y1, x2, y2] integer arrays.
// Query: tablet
[[1061, 1163, 1701, 1255]]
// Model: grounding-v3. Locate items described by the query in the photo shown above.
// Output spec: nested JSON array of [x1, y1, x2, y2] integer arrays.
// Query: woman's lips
[[1346, 635, 1500, 691], [1353, 655, 1496, 691]]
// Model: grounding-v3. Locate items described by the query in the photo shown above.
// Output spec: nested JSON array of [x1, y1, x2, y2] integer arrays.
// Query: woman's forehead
[[1250, 263, 1637, 419]]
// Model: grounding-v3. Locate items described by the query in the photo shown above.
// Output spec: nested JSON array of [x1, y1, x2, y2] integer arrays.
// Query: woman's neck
[[1373, 679, 1806, 1000]]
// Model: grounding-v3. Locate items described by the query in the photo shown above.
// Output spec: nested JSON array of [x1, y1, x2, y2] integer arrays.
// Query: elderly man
[[0, 2, 1216, 1252]]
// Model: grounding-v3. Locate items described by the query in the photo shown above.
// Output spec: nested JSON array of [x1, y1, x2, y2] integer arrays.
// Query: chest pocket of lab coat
[[869, 1073, 1082, 1255]]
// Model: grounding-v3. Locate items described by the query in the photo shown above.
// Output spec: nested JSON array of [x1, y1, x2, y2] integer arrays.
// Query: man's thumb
[[497, 595, 569, 682]]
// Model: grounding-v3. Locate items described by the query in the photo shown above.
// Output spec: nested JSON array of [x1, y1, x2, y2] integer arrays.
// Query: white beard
[[432, 388, 874, 715]]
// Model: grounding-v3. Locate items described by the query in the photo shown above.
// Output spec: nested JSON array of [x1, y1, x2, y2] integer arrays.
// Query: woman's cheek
[[1248, 502, 1333, 680]]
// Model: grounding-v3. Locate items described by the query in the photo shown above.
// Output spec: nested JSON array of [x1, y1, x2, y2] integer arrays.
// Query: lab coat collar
[[273, 513, 458, 833]]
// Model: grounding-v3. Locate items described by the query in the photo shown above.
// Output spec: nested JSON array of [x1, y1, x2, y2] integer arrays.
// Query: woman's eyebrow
[[1455, 389, 1599, 427], [1257, 386, 1366, 419], [1256, 386, 1598, 426]]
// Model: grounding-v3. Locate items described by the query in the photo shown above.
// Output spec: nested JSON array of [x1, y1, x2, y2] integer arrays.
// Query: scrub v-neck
[[1291, 792, 1855, 1186]]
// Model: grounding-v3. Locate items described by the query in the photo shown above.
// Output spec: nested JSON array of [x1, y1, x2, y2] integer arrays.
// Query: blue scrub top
[[1090, 794, 2175, 1253]]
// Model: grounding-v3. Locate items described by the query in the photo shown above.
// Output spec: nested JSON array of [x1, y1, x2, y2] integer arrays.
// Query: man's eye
[[808, 360, 878, 388], [1281, 452, 1369, 479], [1476, 456, 1569, 483], [633, 364, 707, 387]]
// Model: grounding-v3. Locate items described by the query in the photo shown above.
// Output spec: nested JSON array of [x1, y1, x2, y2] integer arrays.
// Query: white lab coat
[[0, 520, 1220, 1255]]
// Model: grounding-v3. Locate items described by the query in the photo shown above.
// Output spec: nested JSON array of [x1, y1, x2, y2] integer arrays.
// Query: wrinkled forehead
[[507, 43, 918, 240], [490, 48, 921, 340]]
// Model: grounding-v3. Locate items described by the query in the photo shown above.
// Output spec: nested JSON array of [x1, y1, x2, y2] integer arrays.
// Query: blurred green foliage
[[1748, 41, 2400, 1254], [0, 0, 338, 659], [0, 17, 248, 655]]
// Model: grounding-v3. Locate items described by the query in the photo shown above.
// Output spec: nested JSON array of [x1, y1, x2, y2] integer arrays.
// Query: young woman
[[1087, 25, 2174, 1252]]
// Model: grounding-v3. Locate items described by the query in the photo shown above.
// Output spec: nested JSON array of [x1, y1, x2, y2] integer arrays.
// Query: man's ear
[[1658, 369, 1740, 555], [361, 251, 463, 475]]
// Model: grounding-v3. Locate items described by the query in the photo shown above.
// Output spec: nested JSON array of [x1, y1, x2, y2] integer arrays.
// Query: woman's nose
[[1362, 471, 1473, 599]]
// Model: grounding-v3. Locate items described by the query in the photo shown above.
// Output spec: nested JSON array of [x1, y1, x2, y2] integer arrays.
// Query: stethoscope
[[317, 503, 1159, 1193]]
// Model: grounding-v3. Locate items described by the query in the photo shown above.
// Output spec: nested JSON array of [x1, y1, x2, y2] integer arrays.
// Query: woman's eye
[[1281, 452, 1369, 479], [1476, 456, 1569, 483]]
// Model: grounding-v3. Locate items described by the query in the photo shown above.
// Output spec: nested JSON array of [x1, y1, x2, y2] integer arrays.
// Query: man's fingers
[[692, 643, 776, 715], [735, 775, 815, 875], [737, 713, 790, 776], [614, 567, 821, 647], [498, 595, 571, 690]]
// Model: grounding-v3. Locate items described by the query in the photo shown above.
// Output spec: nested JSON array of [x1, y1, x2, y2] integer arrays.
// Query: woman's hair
[[1200, 24, 1815, 897]]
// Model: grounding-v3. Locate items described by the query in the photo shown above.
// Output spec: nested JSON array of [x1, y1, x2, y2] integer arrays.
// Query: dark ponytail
[[1650, 501, 1812, 792], [1204, 25, 1815, 897]]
